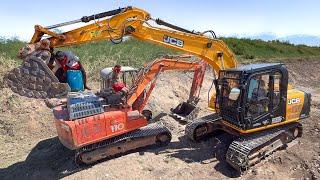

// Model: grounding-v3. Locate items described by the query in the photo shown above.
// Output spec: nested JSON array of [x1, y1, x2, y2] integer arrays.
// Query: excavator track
[[75, 123, 172, 165], [4, 56, 70, 99], [185, 113, 222, 141], [226, 122, 302, 172], [185, 114, 303, 172]]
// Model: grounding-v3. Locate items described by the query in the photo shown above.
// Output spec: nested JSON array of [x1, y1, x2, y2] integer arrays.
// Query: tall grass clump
[[222, 37, 320, 61], [0, 37, 25, 60]]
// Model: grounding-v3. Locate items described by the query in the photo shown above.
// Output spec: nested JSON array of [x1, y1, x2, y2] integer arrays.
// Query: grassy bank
[[1, 37, 319, 73], [222, 38, 320, 61]]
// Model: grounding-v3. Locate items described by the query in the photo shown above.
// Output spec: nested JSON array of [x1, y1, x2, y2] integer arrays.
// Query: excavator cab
[[216, 63, 310, 131], [100, 66, 139, 92], [98, 66, 139, 106]]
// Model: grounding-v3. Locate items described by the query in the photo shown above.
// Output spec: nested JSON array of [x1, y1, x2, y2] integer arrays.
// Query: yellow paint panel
[[286, 89, 305, 121]]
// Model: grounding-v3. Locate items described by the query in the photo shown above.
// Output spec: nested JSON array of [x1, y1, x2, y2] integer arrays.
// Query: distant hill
[[240, 33, 320, 47], [279, 35, 320, 47]]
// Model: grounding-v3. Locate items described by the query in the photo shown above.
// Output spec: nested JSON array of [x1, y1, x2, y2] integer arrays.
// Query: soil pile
[[0, 59, 319, 179]]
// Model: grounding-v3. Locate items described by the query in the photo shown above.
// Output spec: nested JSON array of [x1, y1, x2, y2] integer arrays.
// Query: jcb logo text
[[163, 35, 184, 47], [288, 98, 300, 105]]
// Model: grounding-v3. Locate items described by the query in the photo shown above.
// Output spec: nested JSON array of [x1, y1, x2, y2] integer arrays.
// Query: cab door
[[246, 73, 271, 128], [269, 71, 286, 123], [245, 70, 286, 129]]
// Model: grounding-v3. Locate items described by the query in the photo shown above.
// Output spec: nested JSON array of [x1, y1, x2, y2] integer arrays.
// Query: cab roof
[[222, 63, 285, 74], [100, 66, 138, 79]]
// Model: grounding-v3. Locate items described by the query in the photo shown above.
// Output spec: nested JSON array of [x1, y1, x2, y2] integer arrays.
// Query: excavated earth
[[0, 59, 319, 179]]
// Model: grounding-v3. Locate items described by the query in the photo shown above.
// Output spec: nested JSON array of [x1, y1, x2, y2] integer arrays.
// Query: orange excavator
[[6, 6, 311, 171], [54, 57, 205, 164]]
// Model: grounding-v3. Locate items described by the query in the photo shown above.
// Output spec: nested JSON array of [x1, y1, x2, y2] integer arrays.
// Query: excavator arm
[[127, 57, 206, 109], [6, 6, 237, 101], [31, 6, 237, 71], [120, 56, 206, 122]]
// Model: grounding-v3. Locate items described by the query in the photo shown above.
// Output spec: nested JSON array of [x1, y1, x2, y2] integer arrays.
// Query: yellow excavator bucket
[[4, 56, 70, 99]]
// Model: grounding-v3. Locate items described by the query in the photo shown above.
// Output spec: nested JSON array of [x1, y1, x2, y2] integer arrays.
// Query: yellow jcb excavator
[[5, 6, 311, 171]]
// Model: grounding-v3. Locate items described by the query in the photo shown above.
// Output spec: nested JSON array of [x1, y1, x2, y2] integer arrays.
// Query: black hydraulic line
[[81, 6, 131, 23], [201, 30, 217, 39], [155, 18, 197, 35], [46, 6, 131, 29]]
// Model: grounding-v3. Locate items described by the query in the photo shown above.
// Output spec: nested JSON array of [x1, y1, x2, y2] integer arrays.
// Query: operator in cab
[[109, 65, 128, 95], [101, 64, 129, 105], [248, 78, 268, 117]]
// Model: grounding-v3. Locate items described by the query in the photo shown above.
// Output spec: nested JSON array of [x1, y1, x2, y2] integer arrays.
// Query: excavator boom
[[31, 6, 237, 72], [125, 57, 206, 121], [127, 58, 205, 107], [7, 6, 236, 100]]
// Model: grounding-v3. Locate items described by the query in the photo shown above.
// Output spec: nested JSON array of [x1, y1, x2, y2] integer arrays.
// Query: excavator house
[[5, 6, 311, 171]]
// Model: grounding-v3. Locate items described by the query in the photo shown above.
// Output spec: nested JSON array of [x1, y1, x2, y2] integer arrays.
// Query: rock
[[143, 166, 154, 172]]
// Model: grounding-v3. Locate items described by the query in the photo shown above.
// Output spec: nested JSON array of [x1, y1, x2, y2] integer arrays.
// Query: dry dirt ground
[[0, 59, 319, 180]]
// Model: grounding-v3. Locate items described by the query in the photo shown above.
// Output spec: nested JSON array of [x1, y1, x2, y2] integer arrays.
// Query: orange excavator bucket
[[170, 101, 200, 123], [170, 61, 206, 123]]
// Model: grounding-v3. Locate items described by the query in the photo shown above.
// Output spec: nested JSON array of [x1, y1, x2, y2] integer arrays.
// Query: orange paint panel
[[55, 120, 77, 149], [126, 117, 148, 131], [104, 111, 127, 137], [54, 103, 150, 150]]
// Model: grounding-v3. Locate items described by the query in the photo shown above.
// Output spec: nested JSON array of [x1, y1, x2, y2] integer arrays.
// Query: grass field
[[222, 38, 320, 61], [1, 37, 320, 77]]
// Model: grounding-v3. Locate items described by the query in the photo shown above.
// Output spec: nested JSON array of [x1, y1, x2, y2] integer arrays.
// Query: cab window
[[273, 72, 281, 108]]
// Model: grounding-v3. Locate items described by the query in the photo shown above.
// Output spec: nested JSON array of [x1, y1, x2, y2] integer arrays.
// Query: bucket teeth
[[170, 102, 200, 123]]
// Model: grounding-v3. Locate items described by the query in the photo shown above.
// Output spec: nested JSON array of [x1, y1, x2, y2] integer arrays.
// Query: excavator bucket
[[170, 101, 200, 123], [4, 56, 70, 99]]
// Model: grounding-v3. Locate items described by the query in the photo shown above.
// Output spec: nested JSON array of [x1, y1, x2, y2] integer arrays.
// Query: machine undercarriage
[[76, 123, 171, 165], [185, 115, 303, 171]]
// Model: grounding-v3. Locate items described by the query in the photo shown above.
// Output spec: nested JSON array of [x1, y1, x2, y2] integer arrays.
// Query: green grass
[[0, 37, 25, 60], [1, 37, 320, 73], [222, 38, 320, 61], [59, 39, 176, 80], [0, 38, 176, 81], [59, 39, 176, 66]]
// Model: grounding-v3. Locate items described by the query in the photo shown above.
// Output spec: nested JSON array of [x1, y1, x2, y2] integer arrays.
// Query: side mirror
[[229, 87, 240, 101]]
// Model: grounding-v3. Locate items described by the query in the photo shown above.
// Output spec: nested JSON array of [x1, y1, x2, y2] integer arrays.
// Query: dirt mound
[[284, 59, 320, 87], [1, 59, 320, 179]]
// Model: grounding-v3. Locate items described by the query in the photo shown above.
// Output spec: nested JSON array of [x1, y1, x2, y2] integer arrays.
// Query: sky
[[1, 0, 320, 41]]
